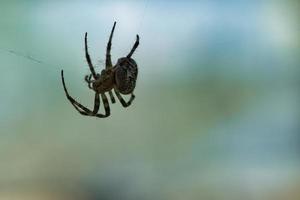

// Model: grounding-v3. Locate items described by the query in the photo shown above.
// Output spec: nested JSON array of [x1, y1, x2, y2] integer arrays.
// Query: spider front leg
[[106, 21, 116, 69], [62, 70, 94, 115], [114, 89, 135, 107], [61, 70, 109, 118], [85, 32, 97, 79]]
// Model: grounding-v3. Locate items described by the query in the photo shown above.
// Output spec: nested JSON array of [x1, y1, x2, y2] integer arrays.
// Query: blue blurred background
[[0, 0, 299, 199]]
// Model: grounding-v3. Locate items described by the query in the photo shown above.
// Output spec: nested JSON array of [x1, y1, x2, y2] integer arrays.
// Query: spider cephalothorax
[[61, 21, 139, 118]]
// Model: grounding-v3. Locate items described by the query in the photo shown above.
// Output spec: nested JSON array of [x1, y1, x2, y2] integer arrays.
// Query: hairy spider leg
[[127, 35, 140, 58], [108, 91, 116, 103], [114, 89, 135, 107], [85, 32, 98, 79], [61, 70, 109, 118], [101, 93, 111, 116], [106, 21, 116, 68]]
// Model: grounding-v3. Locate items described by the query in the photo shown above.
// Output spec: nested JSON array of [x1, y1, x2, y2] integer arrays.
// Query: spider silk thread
[[0, 0, 150, 72], [0, 48, 61, 73]]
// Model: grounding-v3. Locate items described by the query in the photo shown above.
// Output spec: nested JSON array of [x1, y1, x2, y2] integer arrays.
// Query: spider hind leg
[[114, 89, 135, 107], [127, 35, 140, 58]]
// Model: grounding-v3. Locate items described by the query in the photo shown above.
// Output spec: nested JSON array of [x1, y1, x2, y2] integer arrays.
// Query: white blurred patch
[[261, 3, 298, 48]]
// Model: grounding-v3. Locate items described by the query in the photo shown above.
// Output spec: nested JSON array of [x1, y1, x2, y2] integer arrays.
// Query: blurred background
[[0, 0, 299, 199]]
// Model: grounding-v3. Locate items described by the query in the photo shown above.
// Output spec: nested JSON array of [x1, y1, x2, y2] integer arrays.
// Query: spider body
[[92, 68, 115, 93], [61, 22, 139, 118], [114, 57, 138, 94]]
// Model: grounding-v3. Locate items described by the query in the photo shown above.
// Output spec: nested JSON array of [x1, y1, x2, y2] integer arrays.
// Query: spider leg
[[114, 89, 135, 107], [92, 93, 101, 114], [106, 21, 116, 69], [61, 70, 91, 114], [74, 93, 107, 117], [127, 35, 140, 58], [85, 32, 97, 79], [61, 70, 108, 117], [108, 91, 116, 103], [99, 93, 111, 117], [88, 93, 112, 117]]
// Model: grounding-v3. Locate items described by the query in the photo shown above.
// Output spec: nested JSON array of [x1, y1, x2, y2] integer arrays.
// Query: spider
[[61, 21, 139, 118]]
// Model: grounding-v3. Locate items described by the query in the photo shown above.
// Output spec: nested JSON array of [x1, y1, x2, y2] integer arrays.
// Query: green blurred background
[[0, 0, 299, 199]]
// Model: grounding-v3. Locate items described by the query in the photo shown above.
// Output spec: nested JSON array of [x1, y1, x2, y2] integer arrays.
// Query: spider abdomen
[[115, 57, 138, 94]]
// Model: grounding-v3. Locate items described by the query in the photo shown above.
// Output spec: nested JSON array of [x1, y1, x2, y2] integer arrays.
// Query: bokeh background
[[0, 0, 299, 199]]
